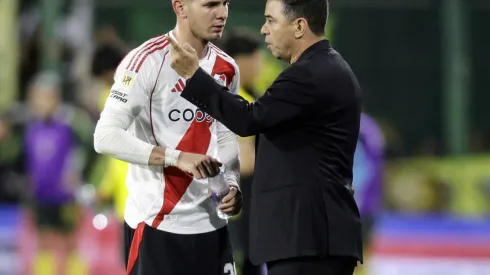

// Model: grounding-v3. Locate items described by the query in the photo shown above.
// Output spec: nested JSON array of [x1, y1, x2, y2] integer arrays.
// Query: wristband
[[164, 148, 181, 167]]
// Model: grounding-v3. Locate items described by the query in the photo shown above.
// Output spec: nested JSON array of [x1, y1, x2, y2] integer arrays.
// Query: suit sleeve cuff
[[182, 67, 216, 103]]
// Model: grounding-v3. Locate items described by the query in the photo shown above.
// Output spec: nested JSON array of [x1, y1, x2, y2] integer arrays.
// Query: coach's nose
[[261, 24, 268, 36]]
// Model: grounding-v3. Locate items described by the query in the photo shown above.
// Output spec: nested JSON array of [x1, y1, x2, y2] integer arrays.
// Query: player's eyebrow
[[203, 0, 227, 6]]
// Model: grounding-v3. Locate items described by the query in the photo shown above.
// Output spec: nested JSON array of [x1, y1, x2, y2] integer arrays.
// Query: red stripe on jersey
[[152, 120, 213, 228], [135, 41, 170, 73], [209, 43, 226, 55], [126, 222, 145, 275], [127, 36, 167, 71], [175, 81, 182, 92], [126, 35, 165, 70], [178, 79, 186, 90], [209, 44, 231, 59], [171, 88, 176, 93], [211, 55, 236, 87], [131, 39, 168, 72], [151, 57, 231, 228]]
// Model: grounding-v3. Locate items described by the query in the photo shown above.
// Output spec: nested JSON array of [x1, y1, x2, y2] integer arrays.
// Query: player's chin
[[207, 31, 224, 41]]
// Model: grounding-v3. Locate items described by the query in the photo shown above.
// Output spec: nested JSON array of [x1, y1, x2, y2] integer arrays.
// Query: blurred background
[[1, 0, 490, 274]]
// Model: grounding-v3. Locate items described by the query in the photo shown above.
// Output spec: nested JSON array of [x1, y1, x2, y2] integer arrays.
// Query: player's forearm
[[94, 105, 172, 166], [94, 125, 182, 167], [148, 146, 165, 166], [222, 143, 240, 188], [217, 125, 241, 189], [94, 124, 155, 165]]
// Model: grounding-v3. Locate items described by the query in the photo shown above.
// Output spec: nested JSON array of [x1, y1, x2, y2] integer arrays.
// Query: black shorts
[[267, 256, 357, 275], [124, 222, 235, 275], [34, 203, 78, 232]]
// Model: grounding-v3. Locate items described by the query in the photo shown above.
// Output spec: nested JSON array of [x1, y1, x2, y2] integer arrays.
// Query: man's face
[[186, 0, 229, 41], [261, 0, 296, 61], [29, 84, 60, 119]]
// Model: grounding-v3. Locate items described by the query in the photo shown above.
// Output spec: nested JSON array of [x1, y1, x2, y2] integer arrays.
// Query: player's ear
[[172, 0, 187, 19]]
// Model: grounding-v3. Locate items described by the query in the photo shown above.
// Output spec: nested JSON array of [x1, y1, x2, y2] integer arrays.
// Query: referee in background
[[217, 28, 265, 275]]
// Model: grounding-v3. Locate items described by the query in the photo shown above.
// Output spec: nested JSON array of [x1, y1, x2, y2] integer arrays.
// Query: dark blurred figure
[[19, 26, 74, 102], [23, 72, 86, 274], [81, 26, 128, 119], [92, 44, 126, 105], [94, 24, 129, 52], [218, 28, 264, 275]]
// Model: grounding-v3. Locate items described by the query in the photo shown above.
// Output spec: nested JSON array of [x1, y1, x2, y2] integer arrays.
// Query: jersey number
[[224, 263, 236, 275]]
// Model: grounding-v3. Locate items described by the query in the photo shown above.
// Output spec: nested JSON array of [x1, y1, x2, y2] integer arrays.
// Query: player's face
[[261, 0, 296, 61], [187, 0, 229, 41]]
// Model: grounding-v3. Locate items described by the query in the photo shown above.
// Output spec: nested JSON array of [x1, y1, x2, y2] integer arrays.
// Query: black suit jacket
[[182, 40, 363, 264]]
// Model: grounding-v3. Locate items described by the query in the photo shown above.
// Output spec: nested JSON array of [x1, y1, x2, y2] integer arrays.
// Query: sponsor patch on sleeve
[[109, 90, 128, 103], [121, 71, 136, 87]]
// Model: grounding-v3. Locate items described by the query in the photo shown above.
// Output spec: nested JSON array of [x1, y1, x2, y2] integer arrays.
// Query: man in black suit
[[166, 0, 362, 274]]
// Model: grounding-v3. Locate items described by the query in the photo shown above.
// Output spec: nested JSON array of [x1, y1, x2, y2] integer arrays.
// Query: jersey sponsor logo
[[122, 71, 136, 87], [168, 108, 214, 123], [109, 90, 128, 103], [213, 73, 227, 86]]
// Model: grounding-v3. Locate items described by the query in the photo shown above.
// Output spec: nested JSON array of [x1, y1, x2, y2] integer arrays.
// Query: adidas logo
[[171, 78, 186, 93]]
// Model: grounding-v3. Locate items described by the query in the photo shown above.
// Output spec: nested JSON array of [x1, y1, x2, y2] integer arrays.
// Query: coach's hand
[[219, 186, 242, 216], [177, 152, 222, 179], [166, 35, 199, 80]]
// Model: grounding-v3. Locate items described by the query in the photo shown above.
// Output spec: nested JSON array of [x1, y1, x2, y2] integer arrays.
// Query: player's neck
[[172, 26, 208, 60]]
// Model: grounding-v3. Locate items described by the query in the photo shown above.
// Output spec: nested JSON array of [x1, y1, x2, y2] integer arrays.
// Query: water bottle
[[208, 170, 231, 220]]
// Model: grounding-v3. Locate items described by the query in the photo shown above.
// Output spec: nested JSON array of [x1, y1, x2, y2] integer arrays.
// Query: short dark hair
[[281, 0, 329, 36], [218, 28, 262, 58], [91, 45, 126, 77]]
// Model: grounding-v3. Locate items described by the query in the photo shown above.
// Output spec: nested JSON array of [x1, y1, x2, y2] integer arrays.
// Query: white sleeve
[[218, 67, 240, 189], [93, 49, 156, 165]]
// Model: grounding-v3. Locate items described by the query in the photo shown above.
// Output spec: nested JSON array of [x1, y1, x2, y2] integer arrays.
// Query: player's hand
[[165, 35, 200, 80], [176, 152, 222, 179], [218, 186, 242, 216]]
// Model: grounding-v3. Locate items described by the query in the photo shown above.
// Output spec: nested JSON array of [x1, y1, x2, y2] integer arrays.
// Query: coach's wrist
[[184, 66, 200, 81]]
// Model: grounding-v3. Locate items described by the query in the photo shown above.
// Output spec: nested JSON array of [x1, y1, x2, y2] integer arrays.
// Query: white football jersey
[[98, 31, 240, 234]]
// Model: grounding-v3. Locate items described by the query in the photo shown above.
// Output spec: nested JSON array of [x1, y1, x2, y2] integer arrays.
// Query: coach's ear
[[293, 17, 307, 39], [172, 0, 187, 19]]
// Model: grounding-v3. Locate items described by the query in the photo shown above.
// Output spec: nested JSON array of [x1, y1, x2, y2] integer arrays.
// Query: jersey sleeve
[[103, 48, 154, 116], [229, 64, 240, 96], [93, 49, 157, 165], [217, 65, 240, 189]]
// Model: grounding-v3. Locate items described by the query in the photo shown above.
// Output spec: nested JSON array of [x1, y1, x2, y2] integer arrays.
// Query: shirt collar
[[296, 39, 331, 63]]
